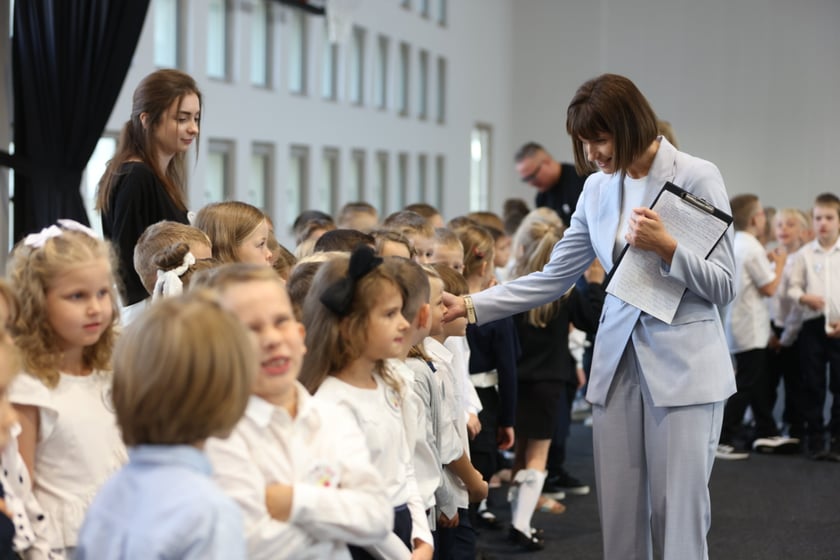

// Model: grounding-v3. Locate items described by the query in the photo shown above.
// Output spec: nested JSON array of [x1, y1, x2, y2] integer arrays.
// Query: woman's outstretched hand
[[442, 291, 466, 323]]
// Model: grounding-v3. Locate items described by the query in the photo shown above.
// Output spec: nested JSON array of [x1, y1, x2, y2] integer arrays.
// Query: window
[[81, 136, 117, 235], [207, 0, 230, 80], [349, 149, 365, 202], [154, 0, 180, 68], [250, 0, 272, 86], [375, 151, 388, 214], [321, 23, 338, 100], [397, 152, 409, 209], [397, 42, 410, 116], [469, 126, 491, 211], [417, 154, 428, 202], [349, 27, 366, 105], [374, 35, 389, 109], [434, 155, 444, 210], [250, 143, 274, 211], [436, 0, 447, 26], [287, 146, 309, 225], [322, 148, 340, 215], [436, 57, 446, 123], [206, 140, 235, 203], [418, 50, 428, 119], [419, 0, 430, 18], [288, 10, 307, 94]]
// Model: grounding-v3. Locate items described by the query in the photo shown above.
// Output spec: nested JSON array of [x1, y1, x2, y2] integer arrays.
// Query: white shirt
[[786, 237, 840, 324], [205, 382, 392, 560], [315, 373, 433, 557], [423, 338, 470, 516], [443, 336, 482, 420], [725, 231, 775, 353], [390, 359, 441, 513], [8, 371, 127, 550]]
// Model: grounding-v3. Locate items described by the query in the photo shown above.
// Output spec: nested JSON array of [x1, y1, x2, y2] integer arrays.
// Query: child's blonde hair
[[134, 221, 211, 294], [194, 201, 267, 264], [299, 249, 403, 394], [457, 225, 495, 280], [112, 294, 255, 446], [0, 279, 19, 333], [190, 262, 285, 294], [0, 337, 21, 385], [8, 227, 120, 387], [431, 263, 469, 297], [511, 219, 570, 327], [383, 210, 435, 239]]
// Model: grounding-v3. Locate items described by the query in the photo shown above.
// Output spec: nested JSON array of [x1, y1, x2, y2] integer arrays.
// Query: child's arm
[[445, 451, 488, 503], [204, 433, 315, 559], [267, 404, 393, 547], [493, 319, 519, 450], [13, 405, 38, 481]]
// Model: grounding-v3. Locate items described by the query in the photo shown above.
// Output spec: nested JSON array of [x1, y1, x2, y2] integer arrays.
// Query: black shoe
[[475, 508, 501, 530], [807, 436, 827, 460], [541, 477, 566, 500], [509, 527, 544, 551], [548, 468, 591, 495]]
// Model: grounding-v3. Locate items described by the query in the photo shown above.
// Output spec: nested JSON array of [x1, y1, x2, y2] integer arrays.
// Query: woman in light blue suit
[[444, 74, 736, 560]]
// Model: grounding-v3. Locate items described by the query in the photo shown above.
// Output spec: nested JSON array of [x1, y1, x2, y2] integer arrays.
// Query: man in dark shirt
[[515, 142, 587, 227]]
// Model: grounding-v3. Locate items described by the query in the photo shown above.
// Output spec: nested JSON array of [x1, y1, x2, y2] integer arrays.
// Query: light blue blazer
[[472, 138, 737, 407]]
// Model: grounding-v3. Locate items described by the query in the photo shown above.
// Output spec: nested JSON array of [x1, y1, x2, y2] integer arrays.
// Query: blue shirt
[[77, 445, 246, 560]]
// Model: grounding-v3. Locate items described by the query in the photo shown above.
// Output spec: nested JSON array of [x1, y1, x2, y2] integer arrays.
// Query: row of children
[[0, 195, 600, 558], [720, 192, 840, 461]]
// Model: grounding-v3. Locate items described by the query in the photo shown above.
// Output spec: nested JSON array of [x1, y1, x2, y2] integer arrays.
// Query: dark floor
[[474, 421, 840, 560]]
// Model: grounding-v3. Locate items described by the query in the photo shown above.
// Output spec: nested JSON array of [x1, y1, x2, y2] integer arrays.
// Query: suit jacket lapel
[[595, 172, 623, 272]]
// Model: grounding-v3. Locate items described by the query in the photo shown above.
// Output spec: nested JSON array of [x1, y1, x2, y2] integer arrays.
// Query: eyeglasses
[[520, 161, 544, 183]]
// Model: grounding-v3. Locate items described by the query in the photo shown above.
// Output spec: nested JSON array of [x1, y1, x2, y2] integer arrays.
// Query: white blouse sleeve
[[8, 374, 59, 441]]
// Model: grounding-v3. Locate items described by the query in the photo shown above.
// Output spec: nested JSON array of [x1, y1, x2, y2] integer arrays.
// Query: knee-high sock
[[510, 469, 546, 535]]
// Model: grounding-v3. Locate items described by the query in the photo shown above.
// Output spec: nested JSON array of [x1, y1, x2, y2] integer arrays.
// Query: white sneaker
[[715, 444, 749, 460], [752, 436, 800, 454]]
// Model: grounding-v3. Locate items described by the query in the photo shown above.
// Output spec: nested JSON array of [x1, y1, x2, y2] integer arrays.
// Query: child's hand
[[437, 511, 459, 528], [466, 413, 481, 439], [0, 498, 11, 520], [467, 475, 489, 503], [496, 426, 515, 450], [800, 293, 825, 312], [827, 321, 840, 338], [265, 483, 294, 521], [410, 540, 434, 560]]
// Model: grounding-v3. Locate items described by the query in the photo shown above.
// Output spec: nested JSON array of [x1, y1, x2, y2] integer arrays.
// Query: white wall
[[105, 0, 516, 246], [509, 0, 840, 212]]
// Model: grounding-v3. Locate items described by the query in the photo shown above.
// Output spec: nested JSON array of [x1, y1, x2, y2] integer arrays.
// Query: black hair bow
[[320, 245, 383, 316]]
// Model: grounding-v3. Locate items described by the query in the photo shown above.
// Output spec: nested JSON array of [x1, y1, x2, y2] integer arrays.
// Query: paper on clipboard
[[605, 182, 732, 324]]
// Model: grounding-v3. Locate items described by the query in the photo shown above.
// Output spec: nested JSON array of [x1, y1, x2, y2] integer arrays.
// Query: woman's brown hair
[[567, 73, 658, 176], [97, 69, 202, 214]]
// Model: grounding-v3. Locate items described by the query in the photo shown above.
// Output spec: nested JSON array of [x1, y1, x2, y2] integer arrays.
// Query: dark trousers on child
[[721, 347, 779, 445], [767, 325, 806, 437], [434, 508, 476, 560], [799, 317, 840, 447]]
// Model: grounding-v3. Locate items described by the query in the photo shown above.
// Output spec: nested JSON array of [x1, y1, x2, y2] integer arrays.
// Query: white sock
[[510, 468, 546, 535]]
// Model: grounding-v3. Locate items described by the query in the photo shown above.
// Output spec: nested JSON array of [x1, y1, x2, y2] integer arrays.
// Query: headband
[[320, 245, 383, 316], [152, 252, 196, 300], [23, 219, 98, 248]]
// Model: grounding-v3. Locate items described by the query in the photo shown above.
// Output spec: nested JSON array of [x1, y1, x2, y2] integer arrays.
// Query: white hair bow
[[152, 251, 196, 300], [22, 219, 98, 249]]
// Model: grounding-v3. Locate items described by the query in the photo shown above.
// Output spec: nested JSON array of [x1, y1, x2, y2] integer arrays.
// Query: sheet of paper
[[606, 185, 730, 324]]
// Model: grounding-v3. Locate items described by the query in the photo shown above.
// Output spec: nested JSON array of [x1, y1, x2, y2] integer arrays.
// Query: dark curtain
[[5, 0, 150, 242]]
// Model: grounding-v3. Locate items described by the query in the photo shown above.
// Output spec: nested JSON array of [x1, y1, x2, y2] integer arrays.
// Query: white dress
[[9, 371, 127, 550]]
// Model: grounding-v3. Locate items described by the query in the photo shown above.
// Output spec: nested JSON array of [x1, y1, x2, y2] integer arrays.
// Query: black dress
[[101, 162, 189, 305]]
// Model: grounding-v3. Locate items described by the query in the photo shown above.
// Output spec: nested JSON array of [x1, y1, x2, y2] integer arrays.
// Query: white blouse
[[8, 371, 126, 550]]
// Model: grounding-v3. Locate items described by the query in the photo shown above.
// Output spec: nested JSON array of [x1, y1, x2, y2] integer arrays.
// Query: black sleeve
[[493, 318, 521, 428], [568, 281, 605, 335]]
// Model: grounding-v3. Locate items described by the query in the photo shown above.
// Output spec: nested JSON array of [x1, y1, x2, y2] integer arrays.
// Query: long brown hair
[[511, 218, 570, 327], [97, 69, 202, 214]]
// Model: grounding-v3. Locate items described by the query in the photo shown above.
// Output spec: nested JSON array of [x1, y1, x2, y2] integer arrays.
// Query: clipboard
[[604, 181, 732, 324]]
